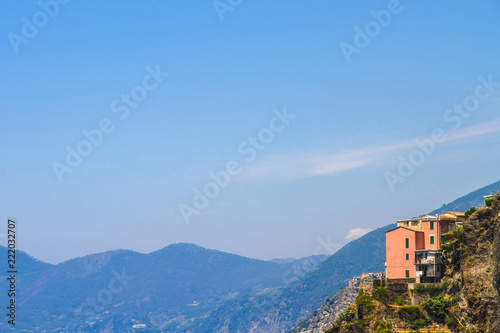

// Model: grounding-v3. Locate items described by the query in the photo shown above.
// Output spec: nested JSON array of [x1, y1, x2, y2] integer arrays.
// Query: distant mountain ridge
[[271, 258, 298, 264], [1, 179, 499, 332], [198, 224, 393, 332], [432, 179, 500, 214], [0, 245, 52, 286], [0, 243, 324, 332]]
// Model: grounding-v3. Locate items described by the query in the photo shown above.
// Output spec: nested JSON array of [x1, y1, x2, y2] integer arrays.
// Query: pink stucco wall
[[385, 228, 420, 279]]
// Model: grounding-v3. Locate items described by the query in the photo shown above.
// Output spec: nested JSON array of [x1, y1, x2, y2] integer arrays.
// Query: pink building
[[385, 212, 466, 282]]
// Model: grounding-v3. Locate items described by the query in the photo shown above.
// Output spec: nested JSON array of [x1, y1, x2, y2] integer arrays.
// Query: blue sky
[[1, 0, 500, 264]]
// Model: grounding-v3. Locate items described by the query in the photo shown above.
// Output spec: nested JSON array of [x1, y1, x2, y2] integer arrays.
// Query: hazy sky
[[1, 1, 500, 264]]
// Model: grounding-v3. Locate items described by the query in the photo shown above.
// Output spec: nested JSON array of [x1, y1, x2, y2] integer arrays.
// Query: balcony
[[415, 258, 435, 265], [426, 270, 437, 277], [416, 268, 437, 278]]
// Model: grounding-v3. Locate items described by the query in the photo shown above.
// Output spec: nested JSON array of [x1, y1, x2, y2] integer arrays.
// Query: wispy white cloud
[[447, 117, 500, 141], [345, 228, 372, 241], [241, 118, 500, 181]]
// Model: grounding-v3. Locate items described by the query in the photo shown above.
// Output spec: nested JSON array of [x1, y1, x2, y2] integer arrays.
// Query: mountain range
[[0, 244, 326, 331], [1, 179, 498, 332]]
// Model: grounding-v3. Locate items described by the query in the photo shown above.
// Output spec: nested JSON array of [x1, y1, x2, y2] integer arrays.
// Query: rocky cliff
[[290, 286, 359, 333], [440, 193, 500, 332]]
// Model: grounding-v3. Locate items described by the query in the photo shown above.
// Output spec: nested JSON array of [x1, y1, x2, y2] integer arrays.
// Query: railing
[[415, 258, 435, 264], [416, 270, 436, 277]]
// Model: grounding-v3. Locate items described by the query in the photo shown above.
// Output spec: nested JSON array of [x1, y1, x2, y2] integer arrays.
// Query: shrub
[[465, 207, 477, 217], [439, 241, 455, 252], [394, 296, 404, 306], [485, 197, 495, 207], [376, 287, 390, 305], [355, 294, 374, 310], [397, 306, 430, 330], [354, 319, 366, 331], [422, 294, 451, 320], [373, 320, 392, 333]]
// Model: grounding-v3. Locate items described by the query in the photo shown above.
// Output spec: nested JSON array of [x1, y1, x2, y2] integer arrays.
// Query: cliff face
[[441, 194, 500, 332], [290, 286, 359, 333]]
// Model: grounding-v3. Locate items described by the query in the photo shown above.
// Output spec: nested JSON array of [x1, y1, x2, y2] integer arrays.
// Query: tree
[[376, 287, 390, 305], [465, 207, 477, 217]]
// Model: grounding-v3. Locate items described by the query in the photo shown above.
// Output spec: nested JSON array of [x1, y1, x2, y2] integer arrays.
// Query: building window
[[406, 253, 409, 260], [430, 235, 435, 244], [405, 238, 410, 249], [405, 270, 410, 278], [430, 221, 434, 230], [437, 265, 440, 272]]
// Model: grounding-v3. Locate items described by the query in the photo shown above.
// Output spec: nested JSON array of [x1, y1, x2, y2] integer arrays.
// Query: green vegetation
[[422, 294, 451, 320], [413, 284, 446, 298], [373, 320, 392, 333], [376, 287, 389, 305], [485, 197, 495, 207], [394, 295, 404, 306], [465, 206, 477, 217], [439, 240, 454, 252], [355, 294, 374, 310], [397, 306, 430, 330], [440, 227, 464, 252]]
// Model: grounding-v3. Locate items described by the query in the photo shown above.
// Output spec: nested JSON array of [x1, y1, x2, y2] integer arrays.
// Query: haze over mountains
[[1, 179, 498, 332]]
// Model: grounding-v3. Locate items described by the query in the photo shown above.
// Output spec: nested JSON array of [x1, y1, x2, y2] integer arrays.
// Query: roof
[[415, 249, 441, 253], [396, 218, 420, 223], [386, 226, 424, 233], [397, 214, 438, 223], [440, 211, 466, 220], [444, 211, 466, 216]]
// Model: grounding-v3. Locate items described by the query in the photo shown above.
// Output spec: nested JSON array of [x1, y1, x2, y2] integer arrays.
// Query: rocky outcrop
[[441, 194, 500, 332], [290, 286, 358, 333]]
